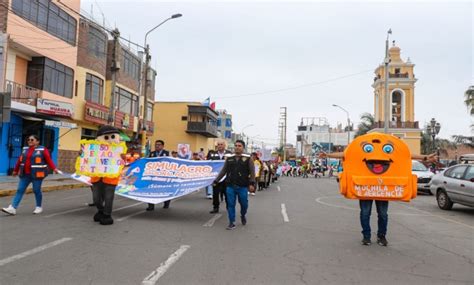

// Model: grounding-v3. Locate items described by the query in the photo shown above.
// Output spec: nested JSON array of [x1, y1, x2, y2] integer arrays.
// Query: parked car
[[430, 164, 474, 210], [412, 160, 434, 194]]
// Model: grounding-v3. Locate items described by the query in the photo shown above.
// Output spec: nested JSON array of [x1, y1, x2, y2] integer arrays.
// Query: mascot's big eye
[[362, 144, 374, 153], [383, 144, 394, 154]]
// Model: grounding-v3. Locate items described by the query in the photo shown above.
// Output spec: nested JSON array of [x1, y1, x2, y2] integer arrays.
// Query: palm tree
[[354, 113, 375, 138], [465, 85, 474, 116], [452, 135, 474, 148]]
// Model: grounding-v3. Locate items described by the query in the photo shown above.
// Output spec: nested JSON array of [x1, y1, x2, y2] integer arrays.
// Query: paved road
[[0, 177, 473, 284]]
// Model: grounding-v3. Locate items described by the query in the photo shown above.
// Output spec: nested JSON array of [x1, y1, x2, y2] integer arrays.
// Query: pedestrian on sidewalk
[[2, 134, 59, 216], [213, 140, 256, 230], [207, 140, 232, 213], [146, 139, 170, 211]]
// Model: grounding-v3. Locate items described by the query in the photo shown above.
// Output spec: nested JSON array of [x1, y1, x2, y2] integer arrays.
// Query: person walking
[[2, 135, 59, 215], [146, 140, 170, 211], [207, 141, 232, 213], [213, 140, 256, 230]]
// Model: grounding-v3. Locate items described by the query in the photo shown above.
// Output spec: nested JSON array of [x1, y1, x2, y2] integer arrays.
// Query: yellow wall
[[151, 102, 216, 153]]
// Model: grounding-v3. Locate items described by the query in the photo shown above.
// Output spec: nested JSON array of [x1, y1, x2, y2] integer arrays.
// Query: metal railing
[[373, 121, 419, 129], [4, 80, 40, 105]]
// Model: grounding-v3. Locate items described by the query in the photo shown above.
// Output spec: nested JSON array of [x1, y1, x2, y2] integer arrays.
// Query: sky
[[81, 0, 473, 146]]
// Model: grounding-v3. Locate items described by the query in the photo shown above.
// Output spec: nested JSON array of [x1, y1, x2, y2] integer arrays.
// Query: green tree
[[465, 85, 474, 115], [354, 113, 375, 138]]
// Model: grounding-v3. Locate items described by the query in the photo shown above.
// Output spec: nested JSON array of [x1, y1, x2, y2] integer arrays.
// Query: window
[[121, 49, 140, 80], [88, 25, 107, 58], [445, 166, 468, 180], [12, 0, 77, 46], [85, 73, 104, 104], [464, 167, 474, 181], [224, 130, 232, 139], [146, 102, 153, 121], [81, 128, 97, 140], [225, 118, 232, 128], [181, 116, 188, 121], [217, 118, 221, 127], [27, 57, 74, 98], [116, 88, 138, 116]]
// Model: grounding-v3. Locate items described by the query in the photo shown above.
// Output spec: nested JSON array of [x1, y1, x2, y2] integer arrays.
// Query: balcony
[[389, 72, 409, 79], [188, 105, 218, 120], [186, 121, 218, 137], [4, 80, 40, 105], [372, 121, 419, 129]]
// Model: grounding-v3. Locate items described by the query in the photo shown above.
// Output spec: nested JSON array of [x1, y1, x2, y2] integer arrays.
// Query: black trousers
[[92, 181, 116, 216], [213, 182, 227, 209]]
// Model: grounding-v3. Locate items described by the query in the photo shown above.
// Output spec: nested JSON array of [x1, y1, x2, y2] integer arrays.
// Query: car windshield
[[412, 161, 428, 171]]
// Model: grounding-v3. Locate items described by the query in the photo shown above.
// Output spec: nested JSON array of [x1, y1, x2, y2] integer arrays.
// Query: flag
[[202, 97, 210, 106], [210, 102, 216, 110]]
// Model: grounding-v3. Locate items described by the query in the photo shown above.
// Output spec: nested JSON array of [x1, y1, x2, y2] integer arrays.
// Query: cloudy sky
[[82, 0, 473, 146]]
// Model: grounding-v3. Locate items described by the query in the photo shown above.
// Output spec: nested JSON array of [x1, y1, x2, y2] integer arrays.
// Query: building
[[0, 0, 80, 175], [151, 101, 218, 154], [296, 117, 354, 157], [370, 42, 421, 154], [216, 109, 232, 144]]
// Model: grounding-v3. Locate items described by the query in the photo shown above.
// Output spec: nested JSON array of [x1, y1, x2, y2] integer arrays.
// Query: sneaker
[[146, 204, 155, 211], [361, 237, 371, 246], [250, 192, 256, 196], [241, 216, 247, 225], [209, 208, 219, 214], [33, 207, 43, 214], [206, 195, 213, 199], [2, 205, 16, 216], [226, 223, 236, 230], [377, 236, 388, 246]]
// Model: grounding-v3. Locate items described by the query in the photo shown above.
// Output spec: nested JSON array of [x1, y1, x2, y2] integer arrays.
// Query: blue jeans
[[12, 175, 44, 208], [226, 185, 248, 224], [359, 200, 389, 239]]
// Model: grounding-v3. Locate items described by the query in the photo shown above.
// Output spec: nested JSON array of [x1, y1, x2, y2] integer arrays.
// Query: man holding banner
[[213, 140, 256, 230], [146, 140, 170, 211], [207, 140, 232, 214]]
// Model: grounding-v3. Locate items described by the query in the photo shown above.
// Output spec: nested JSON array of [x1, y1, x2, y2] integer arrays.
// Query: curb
[[0, 183, 87, 197]]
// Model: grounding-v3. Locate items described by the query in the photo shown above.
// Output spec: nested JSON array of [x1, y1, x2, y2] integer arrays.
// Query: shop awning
[[119, 132, 131, 142]]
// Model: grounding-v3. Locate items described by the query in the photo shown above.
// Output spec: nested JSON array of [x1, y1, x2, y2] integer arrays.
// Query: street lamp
[[426, 118, 441, 154], [240, 124, 254, 149], [332, 104, 351, 146], [383, 28, 392, 134], [139, 13, 182, 156]]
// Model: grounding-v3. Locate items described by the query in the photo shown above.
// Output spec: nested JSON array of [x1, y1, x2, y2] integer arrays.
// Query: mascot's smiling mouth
[[364, 159, 392, 174]]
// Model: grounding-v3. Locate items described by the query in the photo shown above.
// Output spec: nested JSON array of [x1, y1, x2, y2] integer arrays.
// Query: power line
[[214, 69, 373, 99]]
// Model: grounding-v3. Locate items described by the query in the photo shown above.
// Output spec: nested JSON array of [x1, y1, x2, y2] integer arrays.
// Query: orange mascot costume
[[339, 132, 417, 202]]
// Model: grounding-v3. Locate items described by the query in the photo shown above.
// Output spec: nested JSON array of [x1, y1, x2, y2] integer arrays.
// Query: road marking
[[113, 202, 143, 212], [203, 214, 222, 227], [277, 186, 281, 192], [45, 206, 88, 218], [0, 237, 72, 267], [315, 196, 431, 216], [397, 202, 474, 230], [281, 203, 289, 222], [117, 210, 145, 222], [142, 245, 191, 285]]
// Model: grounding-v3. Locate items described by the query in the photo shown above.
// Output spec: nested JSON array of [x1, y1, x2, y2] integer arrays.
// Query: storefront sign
[[37, 99, 73, 117], [45, 120, 77, 129], [84, 102, 109, 125]]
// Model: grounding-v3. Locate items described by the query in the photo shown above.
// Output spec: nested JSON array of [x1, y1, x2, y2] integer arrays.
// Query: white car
[[412, 160, 434, 194]]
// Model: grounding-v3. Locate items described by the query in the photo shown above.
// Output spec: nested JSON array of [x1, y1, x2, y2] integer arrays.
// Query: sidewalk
[[0, 174, 86, 197]]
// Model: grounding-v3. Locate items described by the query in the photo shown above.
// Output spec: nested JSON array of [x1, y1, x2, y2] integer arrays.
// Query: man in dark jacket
[[146, 140, 170, 211], [207, 140, 232, 213], [213, 140, 256, 230]]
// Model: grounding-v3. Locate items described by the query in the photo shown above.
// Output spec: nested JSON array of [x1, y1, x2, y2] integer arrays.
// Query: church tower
[[370, 41, 421, 154]]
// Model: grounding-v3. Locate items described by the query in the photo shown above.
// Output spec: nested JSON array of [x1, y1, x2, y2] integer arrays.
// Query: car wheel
[[437, 190, 453, 210]]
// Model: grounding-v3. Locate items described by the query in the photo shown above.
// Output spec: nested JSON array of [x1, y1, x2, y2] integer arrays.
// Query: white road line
[[277, 186, 281, 192], [117, 210, 145, 222], [0, 237, 72, 267], [203, 214, 222, 227], [113, 202, 143, 212], [142, 245, 191, 285], [45, 206, 88, 218], [281, 203, 289, 222]]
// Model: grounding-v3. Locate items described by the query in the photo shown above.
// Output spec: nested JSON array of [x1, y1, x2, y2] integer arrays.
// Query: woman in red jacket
[[2, 135, 59, 215]]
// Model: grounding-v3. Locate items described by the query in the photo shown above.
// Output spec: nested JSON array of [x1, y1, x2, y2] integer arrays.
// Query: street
[[0, 176, 473, 285]]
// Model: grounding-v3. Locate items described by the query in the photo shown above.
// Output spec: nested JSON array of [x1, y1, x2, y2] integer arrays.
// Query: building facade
[[370, 42, 421, 154], [152, 102, 218, 154], [0, 0, 80, 175], [216, 109, 232, 144]]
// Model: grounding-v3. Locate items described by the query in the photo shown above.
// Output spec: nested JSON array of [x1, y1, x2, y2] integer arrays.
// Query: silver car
[[430, 164, 474, 210], [412, 160, 434, 194]]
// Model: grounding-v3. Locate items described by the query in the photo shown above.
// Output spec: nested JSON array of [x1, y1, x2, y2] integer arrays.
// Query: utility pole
[[140, 44, 151, 156], [278, 107, 287, 162], [108, 28, 120, 124], [383, 29, 392, 133]]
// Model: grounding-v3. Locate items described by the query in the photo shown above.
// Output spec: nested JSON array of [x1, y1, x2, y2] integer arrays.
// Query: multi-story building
[[152, 101, 218, 154], [296, 117, 354, 157], [216, 109, 232, 144], [370, 42, 421, 154], [0, 0, 80, 175]]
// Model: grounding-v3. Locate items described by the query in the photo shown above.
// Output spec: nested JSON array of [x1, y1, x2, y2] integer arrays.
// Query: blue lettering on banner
[[115, 157, 225, 204]]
